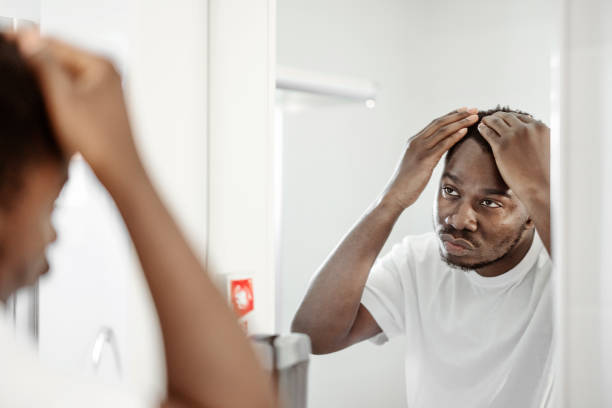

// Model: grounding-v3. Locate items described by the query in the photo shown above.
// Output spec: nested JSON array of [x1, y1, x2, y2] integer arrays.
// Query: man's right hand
[[14, 31, 139, 181], [382, 108, 479, 210]]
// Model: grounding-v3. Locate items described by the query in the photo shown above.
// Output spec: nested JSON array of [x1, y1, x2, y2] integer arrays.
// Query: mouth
[[440, 233, 475, 256]]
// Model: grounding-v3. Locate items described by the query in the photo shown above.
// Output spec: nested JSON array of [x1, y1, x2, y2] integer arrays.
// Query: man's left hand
[[478, 111, 551, 254], [478, 112, 550, 202]]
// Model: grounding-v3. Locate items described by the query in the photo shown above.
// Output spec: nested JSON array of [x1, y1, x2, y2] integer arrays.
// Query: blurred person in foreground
[[293, 106, 552, 407], [0, 32, 275, 408]]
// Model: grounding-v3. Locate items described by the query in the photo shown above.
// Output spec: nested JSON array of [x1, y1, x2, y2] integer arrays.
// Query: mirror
[[277, 1, 559, 407]]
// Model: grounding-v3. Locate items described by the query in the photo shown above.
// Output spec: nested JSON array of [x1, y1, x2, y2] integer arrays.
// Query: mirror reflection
[[278, 0, 555, 407]]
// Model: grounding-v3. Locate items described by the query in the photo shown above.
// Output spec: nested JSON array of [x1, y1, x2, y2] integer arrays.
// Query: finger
[[481, 114, 510, 135], [432, 128, 468, 156], [16, 31, 96, 77], [16, 34, 73, 111], [514, 113, 536, 124], [44, 37, 100, 76], [27, 48, 71, 91], [477, 122, 500, 146], [425, 114, 479, 149], [420, 107, 478, 139], [492, 111, 524, 128], [14, 30, 44, 56]]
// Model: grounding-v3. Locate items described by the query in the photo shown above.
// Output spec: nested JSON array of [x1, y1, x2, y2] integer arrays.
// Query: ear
[[525, 217, 536, 230]]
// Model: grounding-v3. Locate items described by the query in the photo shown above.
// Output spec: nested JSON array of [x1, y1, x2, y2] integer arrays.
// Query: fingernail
[[459, 128, 467, 134], [18, 30, 42, 56], [457, 107, 467, 112], [467, 107, 479, 114], [467, 114, 478, 121]]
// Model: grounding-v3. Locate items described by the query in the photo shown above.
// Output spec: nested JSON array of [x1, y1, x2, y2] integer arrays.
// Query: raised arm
[[291, 109, 479, 354], [15, 32, 275, 408]]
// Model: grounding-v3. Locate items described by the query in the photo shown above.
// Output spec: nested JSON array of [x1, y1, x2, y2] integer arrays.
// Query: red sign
[[230, 278, 254, 317]]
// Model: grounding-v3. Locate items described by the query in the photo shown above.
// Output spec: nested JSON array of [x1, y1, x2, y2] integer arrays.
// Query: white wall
[[277, 0, 555, 406]]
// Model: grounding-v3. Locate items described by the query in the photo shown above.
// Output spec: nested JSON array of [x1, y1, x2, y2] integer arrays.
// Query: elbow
[[290, 315, 321, 353], [290, 316, 339, 355], [290, 315, 314, 344], [290, 314, 306, 336]]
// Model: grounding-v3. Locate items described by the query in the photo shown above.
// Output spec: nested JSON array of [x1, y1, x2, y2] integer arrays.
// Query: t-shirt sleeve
[[361, 236, 413, 345], [0, 313, 158, 408]]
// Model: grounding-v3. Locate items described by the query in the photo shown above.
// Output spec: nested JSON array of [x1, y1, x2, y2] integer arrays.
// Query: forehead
[[4, 159, 68, 215], [27, 159, 68, 200], [443, 138, 507, 191]]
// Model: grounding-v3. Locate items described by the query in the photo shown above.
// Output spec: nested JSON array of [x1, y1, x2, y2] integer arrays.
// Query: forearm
[[291, 197, 403, 351], [521, 184, 551, 256], [96, 159, 275, 408]]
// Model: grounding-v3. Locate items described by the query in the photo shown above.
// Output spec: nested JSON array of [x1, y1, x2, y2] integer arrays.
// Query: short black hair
[[0, 35, 62, 208], [445, 105, 533, 162]]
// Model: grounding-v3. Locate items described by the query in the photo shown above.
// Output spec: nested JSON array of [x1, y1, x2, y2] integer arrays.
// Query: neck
[[476, 229, 535, 277]]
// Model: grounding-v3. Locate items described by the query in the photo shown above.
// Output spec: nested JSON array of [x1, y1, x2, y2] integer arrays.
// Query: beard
[[438, 222, 528, 271]]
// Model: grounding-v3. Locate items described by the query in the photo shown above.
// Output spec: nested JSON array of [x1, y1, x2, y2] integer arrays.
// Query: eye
[[481, 199, 502, 208], [441, 186, 459, 197]]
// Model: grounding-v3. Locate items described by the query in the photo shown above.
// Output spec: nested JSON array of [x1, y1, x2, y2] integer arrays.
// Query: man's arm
[[479, 112, 551, 255], [16, 33, 275, 408], [291, 109, 479, 354]]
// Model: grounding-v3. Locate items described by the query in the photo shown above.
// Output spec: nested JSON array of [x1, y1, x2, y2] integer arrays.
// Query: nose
[[445, 201, 478, 232]]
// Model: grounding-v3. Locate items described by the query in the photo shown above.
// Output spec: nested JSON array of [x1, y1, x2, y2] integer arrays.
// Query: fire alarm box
[[215, 273, 256, 333], [230, 277, 254, 317]]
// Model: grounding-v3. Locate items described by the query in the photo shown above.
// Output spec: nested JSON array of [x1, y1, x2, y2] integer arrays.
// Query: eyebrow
[[442, 172, 461, 184], [482, 188, 512, 198], [441, 172, 512, 198]]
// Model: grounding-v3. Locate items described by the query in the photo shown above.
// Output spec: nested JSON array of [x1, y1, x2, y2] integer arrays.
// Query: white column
[[555, 0, 612, 406], [126, 0, 209, 396], [208, 0, 278, 334]]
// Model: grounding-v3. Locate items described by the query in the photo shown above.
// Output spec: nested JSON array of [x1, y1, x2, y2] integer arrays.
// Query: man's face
[[0, 159, 67, 302], [434, 138, 533, 271]]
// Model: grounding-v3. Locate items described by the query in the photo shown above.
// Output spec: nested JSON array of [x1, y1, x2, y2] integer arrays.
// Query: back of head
[[0, 34, 62, 208], [446, 106, 533, 162]]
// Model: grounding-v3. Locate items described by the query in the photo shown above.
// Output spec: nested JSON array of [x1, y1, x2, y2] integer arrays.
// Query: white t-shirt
[[0, 306, 156, 408], [361, 232, 554, 408]]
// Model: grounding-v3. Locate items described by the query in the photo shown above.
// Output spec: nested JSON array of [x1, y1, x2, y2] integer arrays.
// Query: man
[[0, 32, 275, 407], [292, 107, 552, 407]]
